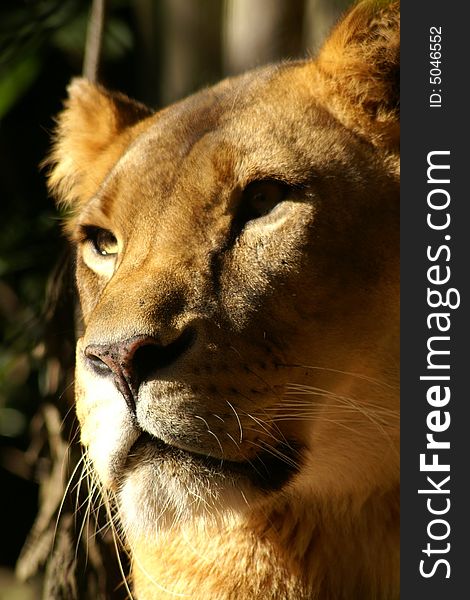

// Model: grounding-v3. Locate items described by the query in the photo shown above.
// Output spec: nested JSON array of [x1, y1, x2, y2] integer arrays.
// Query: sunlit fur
[[50, 2, 400, 598]]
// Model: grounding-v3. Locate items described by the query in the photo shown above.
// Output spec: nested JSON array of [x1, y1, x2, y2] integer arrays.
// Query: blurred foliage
[[0, 0, 134, 118], [0, 0, 137, 435], [0, 55, 41, 120], [0, 0, 139, 573]]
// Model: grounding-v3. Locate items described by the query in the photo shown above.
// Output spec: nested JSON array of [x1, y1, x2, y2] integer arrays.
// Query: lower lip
[[127, 432, 301, 492]]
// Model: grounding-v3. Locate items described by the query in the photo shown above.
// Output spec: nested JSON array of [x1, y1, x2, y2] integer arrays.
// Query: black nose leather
[[85, 330, 194, 412]]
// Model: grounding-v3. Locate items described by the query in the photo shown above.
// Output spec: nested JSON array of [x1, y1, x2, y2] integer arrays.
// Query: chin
[[117, 432, 301, 540]]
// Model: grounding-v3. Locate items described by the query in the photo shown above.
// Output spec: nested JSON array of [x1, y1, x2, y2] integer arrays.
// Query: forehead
[[90, 62, 359, 227], [115, 63, 340, 178]]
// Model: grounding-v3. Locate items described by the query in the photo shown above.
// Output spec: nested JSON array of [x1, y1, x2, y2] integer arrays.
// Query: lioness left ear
[[47, 78, 152, 208], [315, 0, 399, 150]]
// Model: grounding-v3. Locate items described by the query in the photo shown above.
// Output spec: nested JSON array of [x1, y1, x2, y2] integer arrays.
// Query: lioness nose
[[84, 330, 194, 412]]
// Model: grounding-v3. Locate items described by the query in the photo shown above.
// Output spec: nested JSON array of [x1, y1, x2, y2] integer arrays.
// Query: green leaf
[[0, 55, 41, 119]]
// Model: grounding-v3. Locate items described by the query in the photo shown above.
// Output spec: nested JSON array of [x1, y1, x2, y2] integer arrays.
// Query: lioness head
[[48, 1, 399, 598]]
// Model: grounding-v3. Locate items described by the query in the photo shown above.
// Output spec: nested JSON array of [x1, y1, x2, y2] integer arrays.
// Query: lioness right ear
[[47, 78, 152, 208], [315, 0, 399, 150]]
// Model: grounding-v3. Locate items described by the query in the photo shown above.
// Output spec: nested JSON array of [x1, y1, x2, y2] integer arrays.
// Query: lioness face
[[49, 1, 399, 589]]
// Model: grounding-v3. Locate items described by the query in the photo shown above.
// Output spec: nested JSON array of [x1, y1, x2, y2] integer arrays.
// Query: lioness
[[47, 1, 399, 598]]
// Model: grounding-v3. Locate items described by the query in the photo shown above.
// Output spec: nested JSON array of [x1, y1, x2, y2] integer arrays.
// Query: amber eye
[[85, 227, 119, 257], [238, 180, 288, 226]]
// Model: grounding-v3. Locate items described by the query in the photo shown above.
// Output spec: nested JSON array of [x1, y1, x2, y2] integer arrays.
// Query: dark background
[[0, 0, 351, 596]]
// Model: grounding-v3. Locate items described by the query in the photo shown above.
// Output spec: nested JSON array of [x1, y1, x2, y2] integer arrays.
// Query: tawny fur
[[47, 1, 400, 598]]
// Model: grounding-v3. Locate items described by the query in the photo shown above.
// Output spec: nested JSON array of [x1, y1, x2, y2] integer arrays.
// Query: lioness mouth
[[127, 431, 302, 492]]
